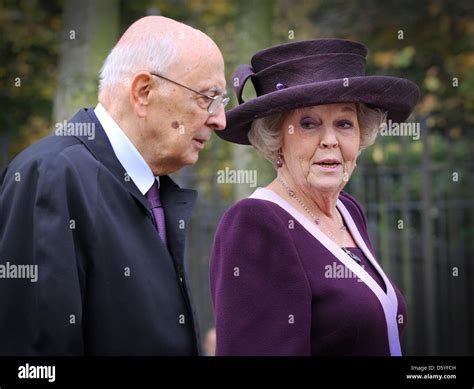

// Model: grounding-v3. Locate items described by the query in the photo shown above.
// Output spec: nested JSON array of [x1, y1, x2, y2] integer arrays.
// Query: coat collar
[[69, 108, 197, 268], [94, 102, 156, 195]]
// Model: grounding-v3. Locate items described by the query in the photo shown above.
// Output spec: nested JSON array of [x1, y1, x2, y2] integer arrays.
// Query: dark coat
[[0, 108, 200, 356]]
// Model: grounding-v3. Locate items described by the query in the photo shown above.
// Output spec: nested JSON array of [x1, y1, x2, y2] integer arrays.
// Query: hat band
[[253, 53, 366, 96]]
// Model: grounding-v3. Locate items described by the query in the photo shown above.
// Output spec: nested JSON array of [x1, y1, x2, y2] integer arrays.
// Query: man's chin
[[183, 151, 200, 166], [150, 153, 199, 175]]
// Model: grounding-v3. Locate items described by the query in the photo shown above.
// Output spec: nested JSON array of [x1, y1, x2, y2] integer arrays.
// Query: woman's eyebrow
[[341, 106, 356, 113]]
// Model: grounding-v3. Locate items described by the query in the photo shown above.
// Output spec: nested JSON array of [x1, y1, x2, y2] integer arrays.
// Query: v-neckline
[[254, 188, 390, 295]]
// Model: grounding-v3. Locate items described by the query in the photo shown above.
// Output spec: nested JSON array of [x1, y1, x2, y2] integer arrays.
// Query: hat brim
[[217, 76, 420, 145]]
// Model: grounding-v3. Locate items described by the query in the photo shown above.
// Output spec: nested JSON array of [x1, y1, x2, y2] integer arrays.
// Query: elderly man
[[0, 16, 227, 355]]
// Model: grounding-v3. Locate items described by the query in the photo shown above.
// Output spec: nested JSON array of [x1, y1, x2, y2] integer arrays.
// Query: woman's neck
[[267, 175, 340, 220]]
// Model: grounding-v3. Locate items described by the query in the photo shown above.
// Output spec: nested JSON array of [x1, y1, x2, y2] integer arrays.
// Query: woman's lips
[[313, 160, 342, 171], [315, 163, 341, 171]]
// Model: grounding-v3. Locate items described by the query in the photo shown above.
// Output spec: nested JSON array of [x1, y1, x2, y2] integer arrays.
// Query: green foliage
[[2, 0, 473, 199], [0, 0, 63, 158]]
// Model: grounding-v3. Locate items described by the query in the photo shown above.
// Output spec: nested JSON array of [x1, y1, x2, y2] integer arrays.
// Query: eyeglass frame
[[150, 72, 230, 114]]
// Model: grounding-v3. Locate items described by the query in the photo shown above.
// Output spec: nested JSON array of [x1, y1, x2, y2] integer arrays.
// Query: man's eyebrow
[[203, 85, 225, 95]]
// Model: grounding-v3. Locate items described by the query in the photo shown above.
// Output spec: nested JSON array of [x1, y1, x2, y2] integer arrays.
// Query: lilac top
[[210, 189, 407, 356]]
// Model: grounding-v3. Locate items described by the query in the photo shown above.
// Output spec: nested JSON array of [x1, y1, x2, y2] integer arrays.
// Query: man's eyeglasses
[[150, 73, 230, 114]]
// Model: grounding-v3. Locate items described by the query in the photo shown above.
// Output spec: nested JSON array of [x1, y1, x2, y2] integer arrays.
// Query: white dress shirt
[[94, 103, 158, 194]]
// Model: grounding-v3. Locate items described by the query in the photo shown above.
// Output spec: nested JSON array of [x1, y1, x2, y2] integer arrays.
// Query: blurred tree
[[53, 0, 119, 123], [231, 0, 274, 199], [305, 0, 474, 142], [0, 0, 62, 167]]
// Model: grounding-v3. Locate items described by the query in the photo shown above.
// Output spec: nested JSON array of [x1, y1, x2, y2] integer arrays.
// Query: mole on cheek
[[171, 121, 180, 129]]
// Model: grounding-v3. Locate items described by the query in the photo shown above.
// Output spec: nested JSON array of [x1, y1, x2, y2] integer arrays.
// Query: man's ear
[[130, 72, 154, 118]]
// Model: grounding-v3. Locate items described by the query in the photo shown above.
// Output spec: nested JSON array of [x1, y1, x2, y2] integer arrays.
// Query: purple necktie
[[146, 181, 167, 245]]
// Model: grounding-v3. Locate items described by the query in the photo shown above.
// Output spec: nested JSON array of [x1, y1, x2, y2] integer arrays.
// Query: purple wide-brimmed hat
[[217, 38, 420, 145]]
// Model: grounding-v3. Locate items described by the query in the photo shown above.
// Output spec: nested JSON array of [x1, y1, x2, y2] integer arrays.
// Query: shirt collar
[[94, 103, 159, 194]]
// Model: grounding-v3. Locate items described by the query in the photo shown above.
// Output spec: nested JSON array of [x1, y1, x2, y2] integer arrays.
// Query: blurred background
[[1, 0, 473, 356]]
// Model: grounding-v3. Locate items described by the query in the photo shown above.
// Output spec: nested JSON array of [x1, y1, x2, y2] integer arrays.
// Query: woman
[[210, 39, 420, 356]]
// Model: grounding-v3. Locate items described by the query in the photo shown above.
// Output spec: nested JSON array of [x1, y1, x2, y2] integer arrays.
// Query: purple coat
[[210, 189, 407, 356]]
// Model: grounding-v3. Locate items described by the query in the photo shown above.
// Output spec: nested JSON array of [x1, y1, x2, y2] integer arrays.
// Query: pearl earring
[[276, 150, 283, 168]]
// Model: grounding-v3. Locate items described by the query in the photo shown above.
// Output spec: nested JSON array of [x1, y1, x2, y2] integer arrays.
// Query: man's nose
[[207, 105, 226, 131]]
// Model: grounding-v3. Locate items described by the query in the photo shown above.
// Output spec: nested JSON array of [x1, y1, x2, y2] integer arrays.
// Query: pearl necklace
[[277, 177, 362, 265]]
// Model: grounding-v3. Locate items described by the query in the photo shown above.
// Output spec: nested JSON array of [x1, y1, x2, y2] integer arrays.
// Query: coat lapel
[[56, 108, 200, 354], [69, 108, 197, 269], [160, 175, 197, 269], [69, 108, 151, 213]]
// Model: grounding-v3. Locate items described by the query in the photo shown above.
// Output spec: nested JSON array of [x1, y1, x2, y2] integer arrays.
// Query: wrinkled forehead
[[173, 41, 226, 92], [185, 40, 223, 67]]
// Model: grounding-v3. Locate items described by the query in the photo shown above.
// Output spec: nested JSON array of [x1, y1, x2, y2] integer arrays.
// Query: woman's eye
[[300, 119, 318, 129], [337, 120, 353, 129]]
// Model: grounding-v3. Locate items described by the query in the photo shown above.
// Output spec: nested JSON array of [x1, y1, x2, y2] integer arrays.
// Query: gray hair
[[98, 34, 177, 93], [248, 103, 387, 168]]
